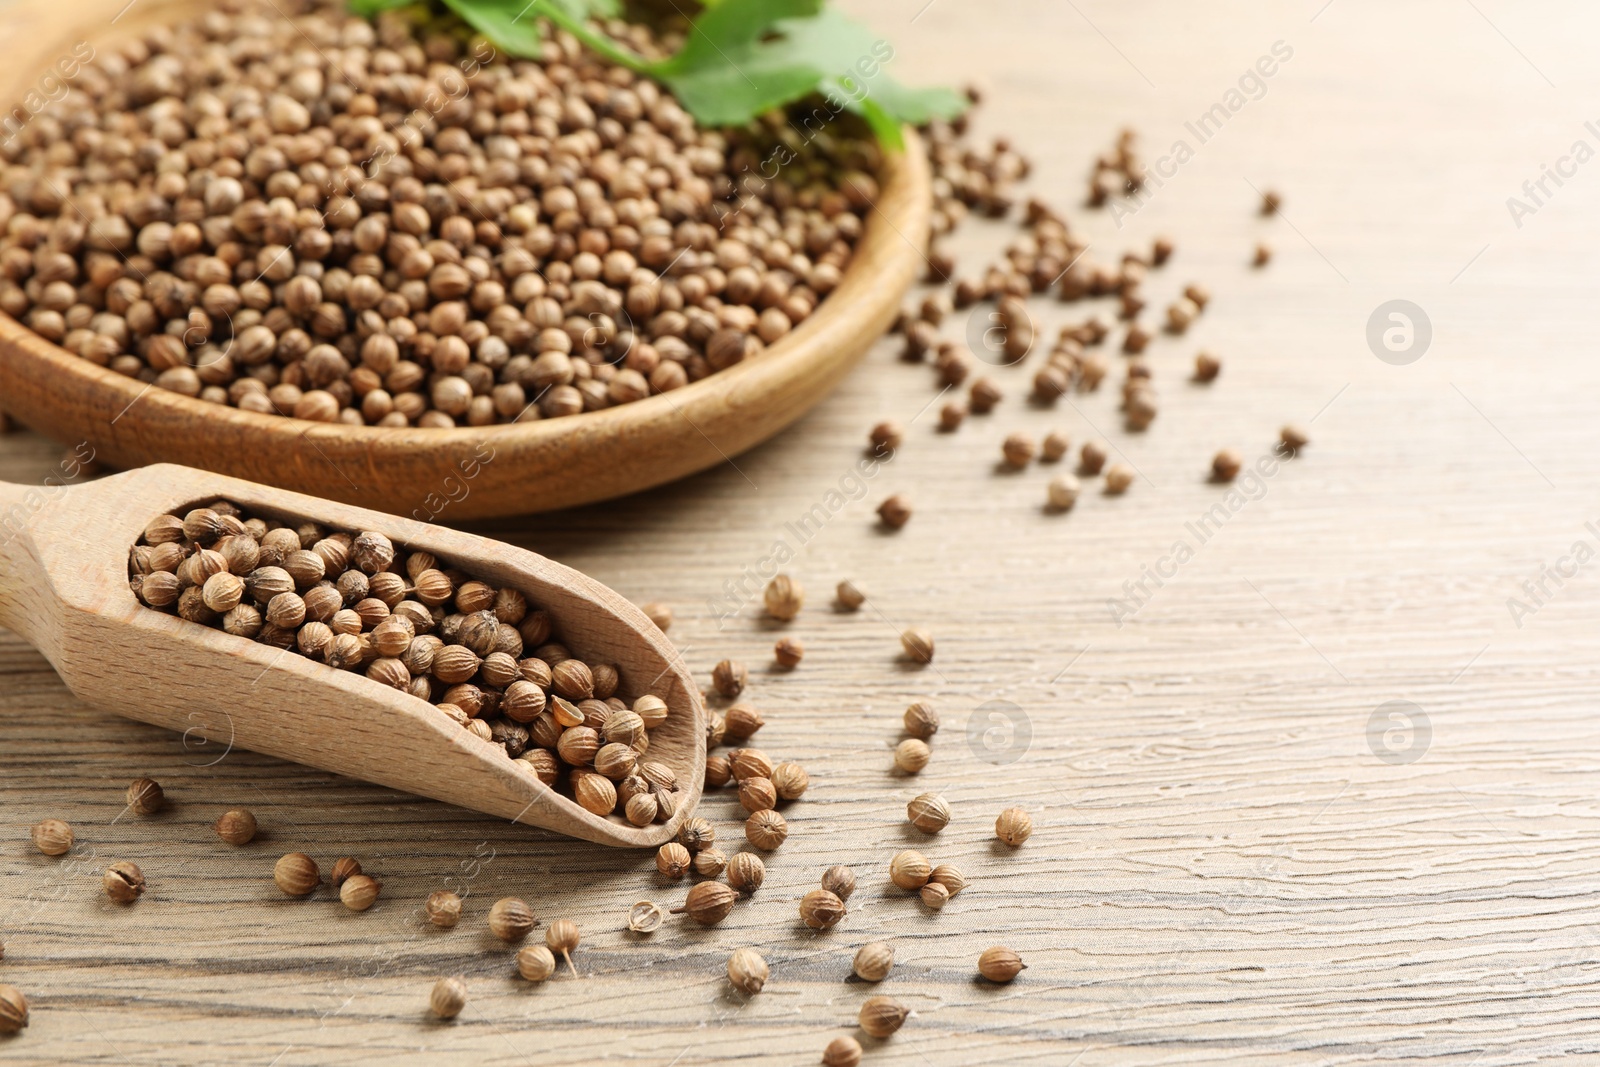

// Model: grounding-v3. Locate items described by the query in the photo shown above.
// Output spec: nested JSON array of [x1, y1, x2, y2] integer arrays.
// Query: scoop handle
[[0, 478, 58, 647]]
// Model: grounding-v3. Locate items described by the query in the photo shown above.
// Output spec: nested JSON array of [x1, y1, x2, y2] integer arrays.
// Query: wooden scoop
[[0, 464, 704, 848]]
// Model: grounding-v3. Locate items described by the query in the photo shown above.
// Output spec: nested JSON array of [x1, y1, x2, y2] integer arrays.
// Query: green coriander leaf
[[439, 0, 547, 56], [348, 0, 417, 14]]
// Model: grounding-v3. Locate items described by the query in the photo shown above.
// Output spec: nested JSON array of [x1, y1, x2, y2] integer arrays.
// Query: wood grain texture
[[0, 0, 932, 520], [6, 0, 1600, 1064], [0, 466, 705, 846]]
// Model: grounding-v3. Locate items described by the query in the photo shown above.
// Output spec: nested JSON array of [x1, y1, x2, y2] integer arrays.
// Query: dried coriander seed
[[764, 575, 804, 620], [103, 861, 146, 904], [712, 659, 747, 698], [705, 756, 733, 789], [214, 809, 257, 845], [821, 864, 857, 901], [430, 976, 467, 1020], [273, 853, 319, 896], [425, 891, 462, 929], [800, 888, 848, 930], [929, 864, 969, 896], [546, 919, 580, 975], [679, 817, 716, 853], [627, 901, 664, 934], [1048, 474, 1082, 510], [330, 857, 362, 889], [516, 945, 556, 982], [996, 807, 1034, 846], [1080, 439, 1109, 475], [978, 946, 1026, 982], [868, 421, 904, 456], [693, 848, 729, 878], [730, 749, 775, 782], [727, 947, 769, 994], [889, 851, 932, 890], [1253, 242, 1273, 267], [771, 762, 810, 800], [774, 637, 805, 669], [907, 794, 951, 833], [1280, 423, 1310, 454], [1001, 433, 1036, 467], [1212, 449, 1243, 482], [859, 996, 910, 1038], [657, 842, 692, 880], [641, 602, 674, 633], [488, 897, 538, 942], [126, 777, 165, 816], [900, 629, 935, 665], [877, 495, 913, 529], [724, 705, 765, 741], [903, 702, 939, 739], [938, 401, 967, 431], [823, 1036, 863, 1067], [727, 852, 767, 894], [672, 882, 739, 925], [918, 882, 950, 909], [739, 777, 779, 814], [1260, 189, 1283, 215], [1194, 351, 1222, 382], [0, 985, 28, 1035], [836, 581, 866, 610], [746, 809, 789, 850], [341, 875, 382, 912], [1104, 464, 1135, 494], [853, 942, 894, 982], [895, 739, 931, 774], [31, 818, 73, 856]]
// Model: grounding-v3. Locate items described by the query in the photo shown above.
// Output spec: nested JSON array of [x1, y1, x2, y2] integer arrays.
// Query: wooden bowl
[[0, 0, 932, 519]]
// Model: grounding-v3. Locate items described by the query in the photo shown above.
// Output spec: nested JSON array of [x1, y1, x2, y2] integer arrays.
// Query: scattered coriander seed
[[1166, 297, 1199, 334], [895, 738, 932, 774], [868, 420, 904, 456], [970, 377, 1003, 414], [772, 762, 810, 800], [641, 602, 674, 633], [739, 777, 779, 813], [31, 818, 73, 856], [425, 891, 462, 929], [774, 637, 805, 669], [627, 901, 664, 934], [1280, 423, 1310, 454], [103, 861, 146, 904], [938, 401, 967, 432], [0, 985, 27, 1034], [1001, 432, 1036, 468], [1253, 242, 1273, 267], [1041, 431, 1070, 462], [1261, 189, 1283, 215], [821, 864, 857, 901], [1194, 351, 1222, 382], [330, 857, 362, 889], [859, 996, 910, 1038], [430, 976, 467, 1020], [730, 749, 775, 782], [340, 875, 382, 912], [1122, 324, 1151, 354], [836, 580, 867, 610], [214, 809, 257, 846], [712, 659, 748, 698], [705, 756, 733, 789], [746, 809, 789, 850], [853, 942, 895, 982], [1104, 464, 1135, 494], [903, 702, 940, 740], [889, 851, 932, 890], [488, 897, 538, 943], [978, 946, 1027, 983], [1212, 448, 1243, 482], [727, 853, 767, 894], [516, 945, 557, 982], [877, 494, 913, 529], [1080, 439, 1109, 475], [996, 807, 1034, 846], [724, 705, 765, 741], [800, 888, 848, 930], [900, 629, 935, 665], [273, 853, 319, 896], [1184, 283, 1211, 310], [672, 881, 739, 925], [656, 843, 692, 880], [764, 575, 805, 621], [679, 817, 716, 853], [823, 1035, 864, 1067], [727, 947, 770, 994], [126, 777, 164, 816], [907, 794, 951, 833], [1047, 474, 1082, 511], [546, 919, 580, 975], [694, 848, 730, 878], [1124, 388, 1158, 431], [919, 882, 951, 909]]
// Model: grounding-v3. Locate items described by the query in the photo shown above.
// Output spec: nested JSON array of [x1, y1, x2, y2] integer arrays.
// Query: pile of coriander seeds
[[0, 0, 879, 427], [128, 500, 683, 823]]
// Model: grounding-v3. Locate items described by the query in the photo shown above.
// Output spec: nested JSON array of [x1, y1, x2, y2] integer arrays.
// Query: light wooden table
[[4, 1, 1600, 1063]]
